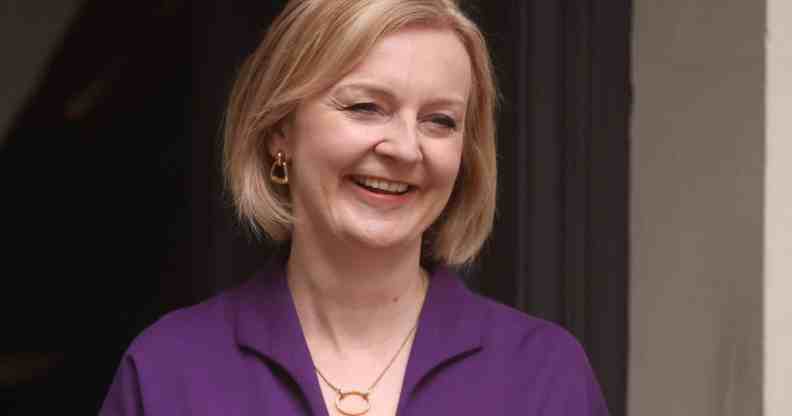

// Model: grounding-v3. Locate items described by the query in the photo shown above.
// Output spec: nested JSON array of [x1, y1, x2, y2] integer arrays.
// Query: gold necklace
[[313, 272, 428, 416]]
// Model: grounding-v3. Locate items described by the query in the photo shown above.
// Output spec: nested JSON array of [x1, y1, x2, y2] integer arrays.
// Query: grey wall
[[630, 0, 766, 415], [0, 0, 83, 142]]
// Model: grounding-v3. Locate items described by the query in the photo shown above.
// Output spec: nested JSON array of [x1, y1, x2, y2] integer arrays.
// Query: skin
[[269, 26, 472, 413]]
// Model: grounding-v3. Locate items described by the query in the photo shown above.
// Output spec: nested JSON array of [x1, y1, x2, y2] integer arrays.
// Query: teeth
[[355, 176, 409, 193]]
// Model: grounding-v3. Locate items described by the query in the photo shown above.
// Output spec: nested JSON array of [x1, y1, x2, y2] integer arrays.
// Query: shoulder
[[469, 291, 597, 383], [472, 291, 583, 356], [129, 284, 244, 358], [433, 268, 587, 362], [467, 292, 609, 415], [100, 283, 251, 416], [122, 278, 254, 374]]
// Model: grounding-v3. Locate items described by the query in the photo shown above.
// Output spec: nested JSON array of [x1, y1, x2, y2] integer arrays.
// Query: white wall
[[765, 0, 792, 414], [633, 0, 792, 414], [630, 0, 766, 415]]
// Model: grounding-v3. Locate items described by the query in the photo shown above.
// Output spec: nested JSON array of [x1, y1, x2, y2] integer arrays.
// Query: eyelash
[[343, 102, 382, 114], [428, 115, 457, 130], [342, 103, 458, 130]]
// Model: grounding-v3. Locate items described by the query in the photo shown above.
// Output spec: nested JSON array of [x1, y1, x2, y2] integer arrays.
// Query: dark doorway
[[1, 1, 629, 414], [469, 2, 631, 415]]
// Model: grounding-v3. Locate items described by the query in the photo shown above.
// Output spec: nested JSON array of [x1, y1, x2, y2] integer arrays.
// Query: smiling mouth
[[351, 175, 413, 196]]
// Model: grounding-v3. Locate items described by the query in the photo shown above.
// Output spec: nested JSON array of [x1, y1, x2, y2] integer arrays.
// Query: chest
[[315, 347, 410, 416], [190, 348, 522, 416]]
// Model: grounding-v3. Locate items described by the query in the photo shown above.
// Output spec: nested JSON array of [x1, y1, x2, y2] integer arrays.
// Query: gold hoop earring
[[270, 150, 289, 185]]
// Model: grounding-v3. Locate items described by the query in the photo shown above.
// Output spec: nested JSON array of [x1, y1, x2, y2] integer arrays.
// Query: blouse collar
[[232, 257, 487, 415]]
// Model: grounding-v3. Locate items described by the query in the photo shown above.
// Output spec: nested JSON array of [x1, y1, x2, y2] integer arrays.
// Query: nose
[[373, 116, 423, 163]]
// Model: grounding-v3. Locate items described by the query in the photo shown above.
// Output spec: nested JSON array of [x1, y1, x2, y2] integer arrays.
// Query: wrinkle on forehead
[[339, 26, 472, 107]]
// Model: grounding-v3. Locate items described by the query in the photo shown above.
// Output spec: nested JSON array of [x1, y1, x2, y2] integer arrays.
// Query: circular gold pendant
[[334, 390, 371, 416]]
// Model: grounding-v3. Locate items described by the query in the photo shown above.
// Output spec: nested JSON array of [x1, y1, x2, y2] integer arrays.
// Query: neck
[[286, 230, 428, 357]]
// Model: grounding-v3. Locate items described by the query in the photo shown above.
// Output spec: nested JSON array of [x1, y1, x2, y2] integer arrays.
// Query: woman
[[101, 1, 609, 415]]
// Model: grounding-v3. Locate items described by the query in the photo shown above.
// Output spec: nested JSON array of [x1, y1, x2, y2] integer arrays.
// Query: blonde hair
[[223, 0, 497, 266]]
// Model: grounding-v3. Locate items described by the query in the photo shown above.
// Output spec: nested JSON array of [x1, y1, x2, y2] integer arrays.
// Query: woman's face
[[273, 26, 471, 252]]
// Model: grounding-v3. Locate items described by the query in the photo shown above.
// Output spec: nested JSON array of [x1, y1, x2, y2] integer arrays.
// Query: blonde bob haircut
[[223, 0, 497, 266]]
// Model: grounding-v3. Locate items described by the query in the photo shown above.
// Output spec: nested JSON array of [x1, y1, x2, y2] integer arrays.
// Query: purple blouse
[[100, 260, 609, 415]]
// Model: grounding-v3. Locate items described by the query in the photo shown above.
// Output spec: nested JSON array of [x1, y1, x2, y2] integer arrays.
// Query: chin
[[343, 227, 419, 253]]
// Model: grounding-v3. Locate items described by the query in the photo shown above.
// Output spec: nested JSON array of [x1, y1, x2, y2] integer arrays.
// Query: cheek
[[428, 140, 464, 187], [293, 121, 363, 173]]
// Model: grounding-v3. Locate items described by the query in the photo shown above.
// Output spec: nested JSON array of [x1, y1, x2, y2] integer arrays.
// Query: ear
[[267, 120, 292, 160], [267, 126, 289, 159]]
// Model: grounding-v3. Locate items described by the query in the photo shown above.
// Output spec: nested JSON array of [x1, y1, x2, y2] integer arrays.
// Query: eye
[[343, 102, 382, 114], [427, 114, 458, 130]]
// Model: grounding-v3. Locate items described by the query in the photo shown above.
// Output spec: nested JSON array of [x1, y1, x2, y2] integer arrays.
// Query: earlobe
[[268, 123, 289, 159], [266, 117, 290, 184]]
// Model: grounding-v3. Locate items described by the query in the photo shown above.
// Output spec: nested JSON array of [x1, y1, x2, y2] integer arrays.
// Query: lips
[[351, 175, 413, 195]]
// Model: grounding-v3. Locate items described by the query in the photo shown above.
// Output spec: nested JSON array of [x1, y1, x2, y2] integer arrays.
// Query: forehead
[[335, 26, 472, 104]]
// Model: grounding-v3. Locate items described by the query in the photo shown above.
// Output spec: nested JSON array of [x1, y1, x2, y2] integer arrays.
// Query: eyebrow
[[332, 81, 467, 110]]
